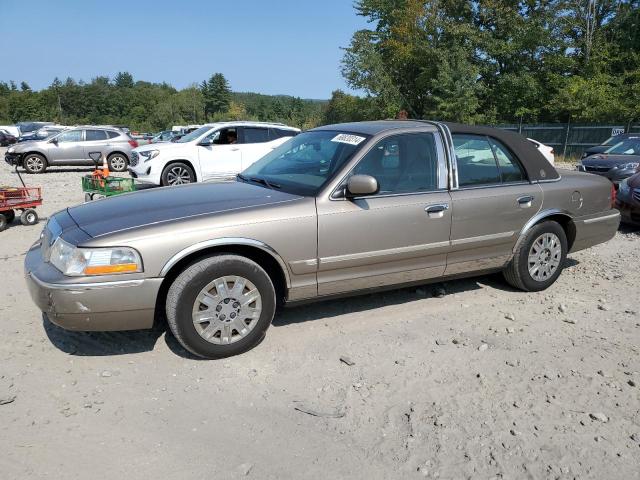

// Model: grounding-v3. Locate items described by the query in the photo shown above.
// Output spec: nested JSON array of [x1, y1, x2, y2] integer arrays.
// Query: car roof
[[313, 120, 559, 182], [200, 121, 300, 131]]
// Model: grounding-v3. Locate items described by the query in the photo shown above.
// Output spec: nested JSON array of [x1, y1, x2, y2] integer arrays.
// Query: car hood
[[582, 154, 640, 165], [135, 141, 190, 154], [11, 139, 46, 151], [67, 181, 303, 238]]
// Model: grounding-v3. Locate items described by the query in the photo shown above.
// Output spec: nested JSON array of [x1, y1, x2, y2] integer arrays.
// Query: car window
[[85, 130, 108, 141], [489, 138, 526, 182], [243, 127, 270, 144], [56, 130, 83, 143], [241, 130, 368, 196], [453, 134, 501, 187], [352, 133, 439, 194], [605, 140, 640, 155], [106, 131, 120, 139], [269, 128, 297, 140]]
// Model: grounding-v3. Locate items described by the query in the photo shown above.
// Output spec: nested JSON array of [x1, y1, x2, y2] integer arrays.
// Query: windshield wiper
[[237, 174, 281, 190]]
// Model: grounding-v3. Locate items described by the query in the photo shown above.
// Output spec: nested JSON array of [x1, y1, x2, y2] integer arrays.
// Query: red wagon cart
[[0, 168, 42, 231]]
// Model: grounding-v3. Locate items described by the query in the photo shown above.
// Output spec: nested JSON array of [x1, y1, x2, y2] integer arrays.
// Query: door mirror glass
[[199, 137, 214, 146], [346, 174, 379, 197]]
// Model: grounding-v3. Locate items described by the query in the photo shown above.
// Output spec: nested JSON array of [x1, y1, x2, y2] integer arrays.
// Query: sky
[[0, 0, 371, 99]]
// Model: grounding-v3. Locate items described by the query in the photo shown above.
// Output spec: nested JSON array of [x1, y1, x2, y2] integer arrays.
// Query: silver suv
[[5, 126, 138, 173]]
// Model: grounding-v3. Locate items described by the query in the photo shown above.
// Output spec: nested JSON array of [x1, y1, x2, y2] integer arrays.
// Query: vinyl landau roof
[[314, 120, 560, 182]]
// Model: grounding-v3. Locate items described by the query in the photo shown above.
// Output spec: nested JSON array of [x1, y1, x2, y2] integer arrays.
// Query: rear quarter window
[[106, 131, 120, 139]]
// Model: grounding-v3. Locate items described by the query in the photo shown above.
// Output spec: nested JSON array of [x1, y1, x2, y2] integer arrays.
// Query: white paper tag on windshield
[[331, 134, 366, 146]]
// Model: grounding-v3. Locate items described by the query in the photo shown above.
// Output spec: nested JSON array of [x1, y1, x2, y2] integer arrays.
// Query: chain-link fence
[[496, 123, 640, 160]]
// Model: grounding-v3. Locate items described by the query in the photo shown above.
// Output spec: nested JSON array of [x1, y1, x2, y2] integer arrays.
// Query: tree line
[[0, 72, 325, 132], [1, 1, 638, 130], [329, 0, 639, 126]]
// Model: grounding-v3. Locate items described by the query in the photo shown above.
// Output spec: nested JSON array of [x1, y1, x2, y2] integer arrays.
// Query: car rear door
[[238, 127, 275, 169], [446, 134, 543, 276], [47, 129, 84, 164], [316, 130, 451, 296], [82, 129, 110, 165]]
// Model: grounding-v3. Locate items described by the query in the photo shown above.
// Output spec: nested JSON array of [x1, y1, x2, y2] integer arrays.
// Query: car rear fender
[[512, 209, 576, 253]]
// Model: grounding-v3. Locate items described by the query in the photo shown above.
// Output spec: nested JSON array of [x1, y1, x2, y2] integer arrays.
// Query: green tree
[[201, 73, 231, 119]]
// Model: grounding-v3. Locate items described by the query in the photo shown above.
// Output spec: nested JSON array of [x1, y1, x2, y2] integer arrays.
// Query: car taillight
[[128, 139, 138, 148], [611, 183, 617, 207]]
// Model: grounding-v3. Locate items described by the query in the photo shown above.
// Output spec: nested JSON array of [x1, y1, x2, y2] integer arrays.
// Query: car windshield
[[605, 139, 640, 155], [240, 130, 369, 196], [176, 126, 210, 143]]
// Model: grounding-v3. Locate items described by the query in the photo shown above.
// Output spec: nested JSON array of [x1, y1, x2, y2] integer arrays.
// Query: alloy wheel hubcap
[[192, 275, 262, 345], [167, 167, 191, 185], [26, 157, 43, 171], [528, 233, 562, 282], [110, 156, 126, 170]]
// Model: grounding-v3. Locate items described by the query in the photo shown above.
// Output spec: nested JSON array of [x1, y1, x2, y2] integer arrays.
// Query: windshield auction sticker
[[331, 134, 366, 146]]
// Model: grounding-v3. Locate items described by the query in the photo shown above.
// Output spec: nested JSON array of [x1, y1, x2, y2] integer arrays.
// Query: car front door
[[197, 128, 242, 181], [47, 129, 84, 164], [316, 131, 451, 296], [446, 134, 543, 276]]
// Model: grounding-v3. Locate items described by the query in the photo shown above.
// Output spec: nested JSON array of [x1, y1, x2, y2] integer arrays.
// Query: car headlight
[[49, 237, 143, 276], [616, 162, 639, 170], [619, 179, 631, 195], [140, 150, 159, 162], [7, 146, 15, 153]]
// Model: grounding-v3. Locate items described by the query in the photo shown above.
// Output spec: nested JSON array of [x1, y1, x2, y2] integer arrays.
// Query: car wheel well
[[154, 245, 288, 327], [535, 214, 576, 250], [107, 151, 129, 161], [21, 151, 47, 164]]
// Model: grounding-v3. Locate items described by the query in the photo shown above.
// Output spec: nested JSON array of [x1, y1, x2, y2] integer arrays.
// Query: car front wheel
[[161, 162, 195, 186], [166, 254, 276, 359], [23, 154, 47, 174], [504, 220, 567, 292]]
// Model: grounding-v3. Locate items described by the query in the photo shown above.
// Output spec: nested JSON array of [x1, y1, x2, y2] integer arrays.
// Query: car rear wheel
[[166, 254, 276, 359], [23, 154, 47, 174], [161, 162, 195, 186], [504, 221, 567, 291], [107, 153, 128, 172]]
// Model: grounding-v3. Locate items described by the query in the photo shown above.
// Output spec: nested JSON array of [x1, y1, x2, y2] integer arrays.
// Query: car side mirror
[[50, 137, 58, 145], [199, 138, 213, 147], [346, 175, 379, 198]]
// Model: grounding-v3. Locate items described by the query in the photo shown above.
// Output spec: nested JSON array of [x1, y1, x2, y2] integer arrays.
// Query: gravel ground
[[1, 149, 639, 480]]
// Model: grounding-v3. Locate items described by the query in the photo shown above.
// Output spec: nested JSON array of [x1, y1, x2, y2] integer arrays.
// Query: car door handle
[[517, 195, 534, 208], [231, 147, 239, 151], [425, 203, 449, 218]]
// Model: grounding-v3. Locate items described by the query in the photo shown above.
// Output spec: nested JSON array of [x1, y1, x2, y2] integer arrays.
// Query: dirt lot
[[1, 148, 639, 480]]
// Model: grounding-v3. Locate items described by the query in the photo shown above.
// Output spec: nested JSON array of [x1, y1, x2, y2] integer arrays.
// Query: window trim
[[452, 133, 530, 190], [330, 130, 448, 201]]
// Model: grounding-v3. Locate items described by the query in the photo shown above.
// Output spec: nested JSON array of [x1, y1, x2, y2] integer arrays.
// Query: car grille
[[633, 189, 640, 203], [130, 151, 139, 167], [584, 165, 610, 173]]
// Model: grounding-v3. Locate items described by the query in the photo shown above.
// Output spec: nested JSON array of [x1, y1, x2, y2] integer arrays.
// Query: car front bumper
[[5, 152, 22, 166], [25, 244, 162, 331], [577, 165, 636, 185]]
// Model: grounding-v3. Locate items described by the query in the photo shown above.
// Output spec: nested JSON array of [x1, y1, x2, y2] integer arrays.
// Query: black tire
[[166, 254, 276, 359], [504, 221, 567, 291], [1, 210, 15, 224], [22, 153, 47, 174], [107, 153, 128, 172], [161, 162, 195, 186], [84, 193, 93, 202], [0, 214, 6, 232], [20, 209, 39, 226]]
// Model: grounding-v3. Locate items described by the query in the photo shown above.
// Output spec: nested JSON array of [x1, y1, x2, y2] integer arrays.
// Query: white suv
[[129, 121, 300, 186]]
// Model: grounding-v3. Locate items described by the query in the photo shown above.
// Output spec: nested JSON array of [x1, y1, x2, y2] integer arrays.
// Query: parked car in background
[[581, 133, 638, 159], [615, 171, 640, 226], [0, 129, 18, 146], [5, 126, 138, 173], [129, 121, 300, 186], [25, 120, 619, 359], [0, 125, 20, 138], [16, 121, 55, 139], [17, 126, 67, 143], [527, 138, 554, 165], [578, 137, 640, 185], [149, 130, 180, 143]]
